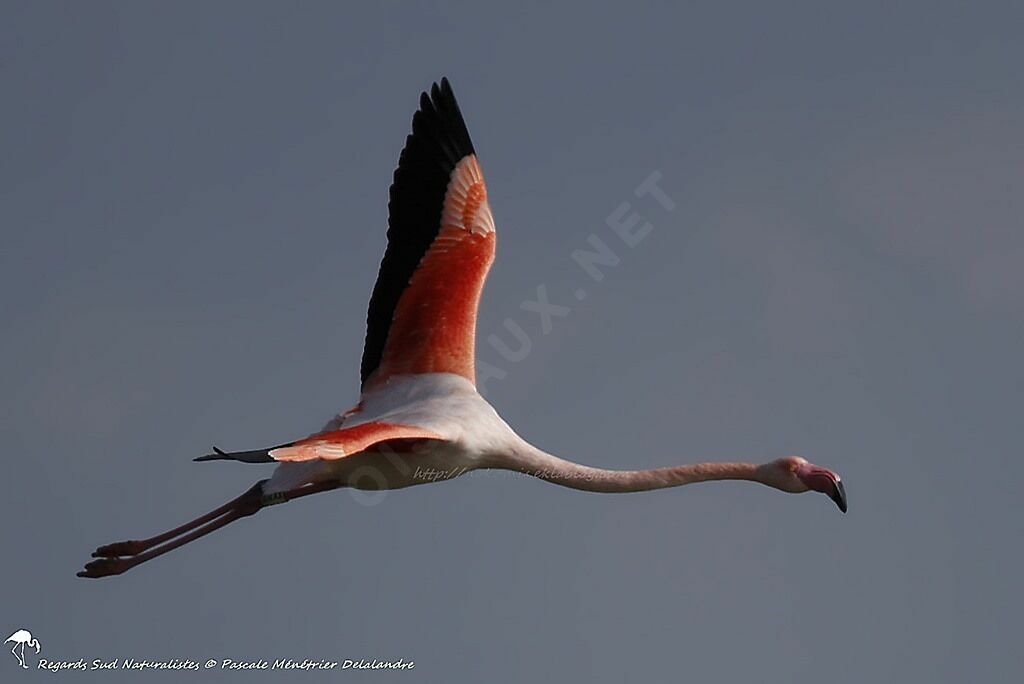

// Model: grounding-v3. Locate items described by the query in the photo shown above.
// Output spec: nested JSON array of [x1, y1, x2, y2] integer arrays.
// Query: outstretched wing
[[360, 78, 496, 390], [196, 421, 444, 463], [268, 422, 443, 463]]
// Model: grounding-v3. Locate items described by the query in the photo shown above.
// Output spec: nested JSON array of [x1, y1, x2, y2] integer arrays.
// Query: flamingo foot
[[92, 540, 147, 558], [78, 556, 133, 578]]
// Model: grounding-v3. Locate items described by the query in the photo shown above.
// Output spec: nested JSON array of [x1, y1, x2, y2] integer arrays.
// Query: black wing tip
[[194, 446, 276, 463], [419, 76, 475, 156], [426, 76, 452, 104]]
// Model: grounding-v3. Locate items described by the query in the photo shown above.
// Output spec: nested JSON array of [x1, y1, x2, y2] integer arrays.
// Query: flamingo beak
[[796, 464, 848, 513], [829, 479, 848, 513]]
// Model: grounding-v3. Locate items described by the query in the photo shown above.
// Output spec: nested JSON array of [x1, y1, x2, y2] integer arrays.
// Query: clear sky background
[[2, 1, 1022, 682]]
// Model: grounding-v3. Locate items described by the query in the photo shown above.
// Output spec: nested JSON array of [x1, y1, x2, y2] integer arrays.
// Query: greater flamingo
[[6, 630, 40, 669], [78, 78, 846, 579]]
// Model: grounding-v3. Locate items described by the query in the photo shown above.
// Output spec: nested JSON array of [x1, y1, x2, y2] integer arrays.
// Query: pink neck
[[503, 445, 763, 494]]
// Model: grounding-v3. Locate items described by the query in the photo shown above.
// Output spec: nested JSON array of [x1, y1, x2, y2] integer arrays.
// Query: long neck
[[499, 443, 764, 494]]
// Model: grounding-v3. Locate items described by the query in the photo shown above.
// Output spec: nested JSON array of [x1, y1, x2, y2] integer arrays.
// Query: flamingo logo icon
[[5, 630, 40, 669]]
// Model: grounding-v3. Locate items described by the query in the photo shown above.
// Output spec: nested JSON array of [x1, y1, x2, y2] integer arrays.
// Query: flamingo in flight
[[78, 78, 846, 579]]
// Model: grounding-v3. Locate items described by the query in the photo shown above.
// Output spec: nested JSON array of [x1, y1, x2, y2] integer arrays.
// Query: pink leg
[[78, 480, 342, 579], [91, 481, 266, 558], [79, 505, 253, 578]]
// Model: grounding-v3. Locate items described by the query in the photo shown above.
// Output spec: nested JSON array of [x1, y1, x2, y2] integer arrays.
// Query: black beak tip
[[829, 480, 848, 513]]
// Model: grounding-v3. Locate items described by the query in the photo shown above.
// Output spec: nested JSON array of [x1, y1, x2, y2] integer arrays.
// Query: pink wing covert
[[269, 422, 444, 463]]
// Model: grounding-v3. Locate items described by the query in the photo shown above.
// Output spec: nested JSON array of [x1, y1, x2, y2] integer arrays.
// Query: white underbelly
[[264, 439, 481, 494], [265, 373, 520, 495]]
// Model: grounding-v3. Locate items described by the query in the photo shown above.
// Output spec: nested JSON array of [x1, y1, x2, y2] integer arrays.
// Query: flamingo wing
[[196, 421, 444, 464], [268, 422, 444, 463], [360, 78, 496, 389]]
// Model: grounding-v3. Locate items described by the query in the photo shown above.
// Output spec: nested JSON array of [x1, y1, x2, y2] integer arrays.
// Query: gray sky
[[2, 1, 1022, 681]]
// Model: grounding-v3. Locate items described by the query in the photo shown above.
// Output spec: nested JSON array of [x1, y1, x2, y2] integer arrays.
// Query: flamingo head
[[760, 456, 847, 512]]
